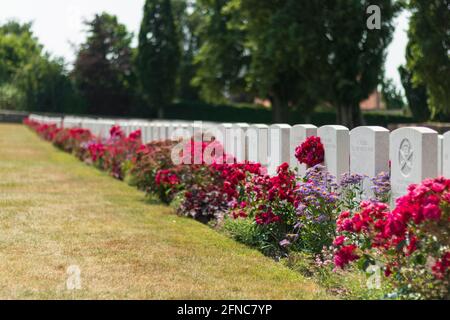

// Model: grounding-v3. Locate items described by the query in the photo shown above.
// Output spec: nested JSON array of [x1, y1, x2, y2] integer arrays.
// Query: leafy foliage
[[333, 178, 450, 299], [26, 117, 449, 299], [318, 0, 399, 127], [137, 0, 181, 118], [72, 13, 135, 116], [192, 0, 248, 104], [381, 78, 405, 110], [172, 0, 202, 101], [406, 0, 450, 119], [0, 21, 79, 112], [194, 0, 399, 126], [0, 21, 41, 84], [399, 64, 430, 121]]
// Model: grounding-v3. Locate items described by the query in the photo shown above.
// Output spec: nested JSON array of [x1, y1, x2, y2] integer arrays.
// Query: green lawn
[[0, 124, 332, 299]]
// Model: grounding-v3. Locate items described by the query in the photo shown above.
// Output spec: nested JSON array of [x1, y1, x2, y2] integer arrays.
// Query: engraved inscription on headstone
[[390, 127, 438, 202], [399, 138, 413, 176]]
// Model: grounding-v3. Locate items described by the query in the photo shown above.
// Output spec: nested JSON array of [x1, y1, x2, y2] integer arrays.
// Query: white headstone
[[225, 123, 249, 163], [268, 124, 291, 175], [290, 124, 318, 176], [103, 120, 112, 136], [443, 132, 450, 178], [152, 123, 161, 141], [191, 122, 204, 164], [170, 123, 190, 143], [218, 123, 232, 157], [63, 116, 82, 128], [181, 123, 193, 140], [146, 123, 153, 142], [167, 123, 176, 141], [350, 126, 390, 196], [124, 121, 132, 136], [141, 123, 152, 144], [192, 121, 203, 139], [203, 124, 221, 146], [247, 124, 269, 166], [350, 126, 390, 177], [317, 125, 350, 181], [128, 121, 135, 135], [159, 123, 168, 141], [438, 135, 443, 176], [390, 127, 438, 200], [202, 124, 223, 165]]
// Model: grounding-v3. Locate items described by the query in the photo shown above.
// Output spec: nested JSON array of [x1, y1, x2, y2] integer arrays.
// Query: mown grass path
[[0, 124, 331, 299]]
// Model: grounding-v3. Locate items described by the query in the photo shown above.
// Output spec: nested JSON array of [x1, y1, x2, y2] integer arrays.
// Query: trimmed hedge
[[165, 101, 414, 127]]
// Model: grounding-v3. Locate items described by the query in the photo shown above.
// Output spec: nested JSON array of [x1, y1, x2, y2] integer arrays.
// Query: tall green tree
[[0, 21, 41, 85], [319, 0, 398, 127], [399, 65, 430, 121], [72, 13, 134, 116], [226, 0, 328, 122], [137, 0, 180, 118], [192, 0, 249, 104], [406, 0, 450, 119], [381, 77, 405, 110], [399, 39, 430, 121], [0, 21, 80, 112], [171, 0, 201, 101], [205, 0, 397, 126], [15, 55, 84, 113]]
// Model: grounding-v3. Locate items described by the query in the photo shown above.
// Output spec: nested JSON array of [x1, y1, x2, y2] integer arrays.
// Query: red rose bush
[[25, 117, 449, 299], [295, 136, 325, 168], [332, 177, 450, 299]]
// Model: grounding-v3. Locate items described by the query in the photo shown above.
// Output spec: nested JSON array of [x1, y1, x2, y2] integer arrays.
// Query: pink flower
[[129, 130, 141, 141], [422, 203, 441, 221], [110, 125, 124, 138], [333, 236, 345, 247], [432, 252, 450, 279], [334, 245, 359, 268], [155, 169, 180, 186]]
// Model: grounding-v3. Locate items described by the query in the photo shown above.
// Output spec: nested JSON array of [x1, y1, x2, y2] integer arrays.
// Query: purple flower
[[305, 165, 337, 188], [294, 222, 304, 230], [279, 239, 291, 247], [371, 171, 391, 201], [340, 172, 366, 188], [296, 203, 307, 216], [315, 214, 328, 223]]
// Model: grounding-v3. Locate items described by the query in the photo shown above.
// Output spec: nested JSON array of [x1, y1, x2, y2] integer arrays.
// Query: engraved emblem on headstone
[[399, 138, 413, 176]]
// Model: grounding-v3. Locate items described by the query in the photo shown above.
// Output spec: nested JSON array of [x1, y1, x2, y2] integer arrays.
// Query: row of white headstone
[[29, 114, 450, 201]]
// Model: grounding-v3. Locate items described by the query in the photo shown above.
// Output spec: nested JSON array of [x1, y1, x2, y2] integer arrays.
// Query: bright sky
[[0, 0, 409, 89]]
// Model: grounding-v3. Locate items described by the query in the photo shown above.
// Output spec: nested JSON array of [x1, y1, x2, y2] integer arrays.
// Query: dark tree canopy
[[192, 0, 249, 104], [3, 1, 448, 127], [193, 0, 398, 127], [72, 13, 134, 116], [172, 0, 201, 102], [399, 64, 430, 121], [0, 21, 80, 112], [137, 0, 180, 118], [0, 21, 42, 84], [381, 77, 405, 110], [406, 0, 450, 119], [317, 1, 399, 127]]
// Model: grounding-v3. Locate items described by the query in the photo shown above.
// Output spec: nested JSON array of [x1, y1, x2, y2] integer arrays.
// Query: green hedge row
[[165, 101, 414, 127]]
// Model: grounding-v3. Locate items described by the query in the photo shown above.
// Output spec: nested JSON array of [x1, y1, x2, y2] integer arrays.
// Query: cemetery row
[[29, 114, 449, 200], [23, 114, 450, 299]]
